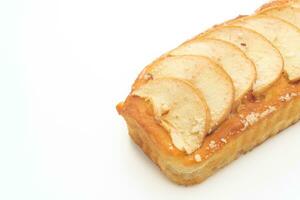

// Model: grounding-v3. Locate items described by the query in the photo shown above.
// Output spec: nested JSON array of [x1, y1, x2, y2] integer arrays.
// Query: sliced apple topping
[[203, 26, 283, 94], [132, 78, 210, 154], [295, 1, 300, 7], [137, 55, 234, 130], [260, 5, 300, 29], [170, 38, 255, 101], [231, 15, 300, 81], [258, 0, 300, 11], [284, 0, 300, 8], [279, 0, 300, 8]]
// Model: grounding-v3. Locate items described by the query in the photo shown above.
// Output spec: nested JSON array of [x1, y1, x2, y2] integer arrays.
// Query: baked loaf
[[116, 0, 300, 185]]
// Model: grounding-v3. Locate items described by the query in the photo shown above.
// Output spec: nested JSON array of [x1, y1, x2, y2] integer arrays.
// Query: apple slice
[[231, 15, 300, 81], [202, 26, 283, 94], [169, 38, 255, 101], [135, 55, 234, 130], [258, 0, 300, 10], [132, 78, 210, 154], [295, 1, 300, 7], [260, 5, 300, 29]]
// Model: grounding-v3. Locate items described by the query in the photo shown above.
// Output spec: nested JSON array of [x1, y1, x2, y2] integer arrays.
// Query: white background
[[1, 0, 300, 199]]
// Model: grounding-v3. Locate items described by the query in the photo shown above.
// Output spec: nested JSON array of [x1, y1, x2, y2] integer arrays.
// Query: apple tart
[[116, 0, 300, 185]]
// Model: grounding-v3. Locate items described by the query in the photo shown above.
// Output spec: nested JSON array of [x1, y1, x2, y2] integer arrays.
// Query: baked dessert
[[116, 0, 300, 185]]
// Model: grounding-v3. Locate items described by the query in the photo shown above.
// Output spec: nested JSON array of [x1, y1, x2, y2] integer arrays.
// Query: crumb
[[209, 140, 217, 149], [168, 144, 174, 150], [279, 94, 291, 102], [291, 93, 297, 97], [240, 106, 277, 131], [143, 73, 153, 80], [279, 93, 297, 102], [194, 154, 202, 162], [260, 106, 276, 118], [245, 112, 259, 125], [220, 138, 227, 144]]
